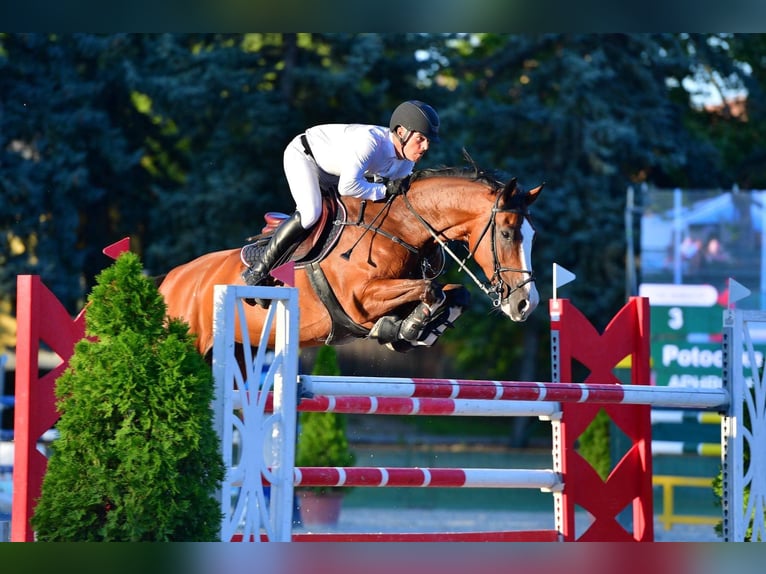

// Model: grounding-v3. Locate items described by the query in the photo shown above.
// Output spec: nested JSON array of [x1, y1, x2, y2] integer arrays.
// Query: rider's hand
[[385, 176, 410, 198]]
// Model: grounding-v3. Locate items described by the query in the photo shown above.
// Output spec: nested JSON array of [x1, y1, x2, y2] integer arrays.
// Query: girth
[[305, 262, 370, 345]]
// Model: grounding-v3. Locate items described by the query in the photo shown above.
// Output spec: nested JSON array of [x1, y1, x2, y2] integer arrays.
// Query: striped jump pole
[[291, 394, 561, 419], [299, 376, 728, 410], [650, 410, 722, 458], [651, 410, 722, 425], [292, 466, 561, 491], [651, 441, 721, 457]]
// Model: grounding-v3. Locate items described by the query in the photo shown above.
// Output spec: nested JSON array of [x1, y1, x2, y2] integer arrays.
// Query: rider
[[241, 99, 441, 287]]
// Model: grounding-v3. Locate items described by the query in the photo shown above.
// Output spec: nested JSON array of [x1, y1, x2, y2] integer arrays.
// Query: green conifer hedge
[[31, 252, 225, 541], [294, 345, 356, 495]]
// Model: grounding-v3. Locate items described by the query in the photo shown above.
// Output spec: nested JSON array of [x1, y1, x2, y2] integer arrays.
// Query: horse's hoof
[[385, 340, 416, 353]]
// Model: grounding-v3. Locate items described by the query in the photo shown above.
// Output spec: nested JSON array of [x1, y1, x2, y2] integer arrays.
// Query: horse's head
[[474, 177, 543, 322], [392, 163, 544, 324]]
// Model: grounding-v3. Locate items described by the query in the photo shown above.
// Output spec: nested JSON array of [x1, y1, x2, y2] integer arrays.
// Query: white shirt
[[304, 124, 415, 200]]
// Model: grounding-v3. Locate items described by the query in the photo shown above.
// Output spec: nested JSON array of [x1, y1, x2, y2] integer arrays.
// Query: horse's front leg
[[411, 284, 471, 349], [355, 277, 437, 318], [396, 281, 448, 341], [363, 279, 470, 350]]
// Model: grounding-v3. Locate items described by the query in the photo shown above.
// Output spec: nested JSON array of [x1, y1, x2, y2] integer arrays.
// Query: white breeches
[[283, 135, 333, 229]]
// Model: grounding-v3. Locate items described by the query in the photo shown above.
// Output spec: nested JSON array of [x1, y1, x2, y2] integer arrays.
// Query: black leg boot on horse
[[397, 291, 446, 341], [241, 211, 309, 305], [369, 282, 451, 352]]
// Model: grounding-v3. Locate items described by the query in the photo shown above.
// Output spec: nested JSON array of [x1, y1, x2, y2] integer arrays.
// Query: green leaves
[[83, 252, 167, 339], [2, 32, 764, 389], [32, 252, 224, 541], [295, 346, 355, 495]]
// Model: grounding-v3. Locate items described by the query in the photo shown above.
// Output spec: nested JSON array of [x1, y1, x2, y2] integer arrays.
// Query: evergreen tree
[[432, 34, 739, 382], [295, 345, 355, 495], [2, 32, 762, 379], [0, 34, 150, 312], [31, 252, 224, 541]]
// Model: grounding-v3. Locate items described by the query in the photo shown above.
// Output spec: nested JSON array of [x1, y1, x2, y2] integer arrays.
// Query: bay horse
[[157, 163, 543, 358]]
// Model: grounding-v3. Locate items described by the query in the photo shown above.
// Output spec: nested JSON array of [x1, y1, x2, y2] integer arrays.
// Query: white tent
[[677, 191, 765, 231]]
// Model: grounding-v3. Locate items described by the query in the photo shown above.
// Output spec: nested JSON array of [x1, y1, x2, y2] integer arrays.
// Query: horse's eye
[[500, 229, 514, 241]]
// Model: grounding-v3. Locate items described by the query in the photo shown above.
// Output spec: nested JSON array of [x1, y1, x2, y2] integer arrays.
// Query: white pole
[[673, 187, 683, 284], [212, 285, 236, 542], [269, 288, 299, 542], [760, 190, 766, 310]]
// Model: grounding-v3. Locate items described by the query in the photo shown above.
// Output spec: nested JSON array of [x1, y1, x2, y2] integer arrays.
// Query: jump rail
[[211, 284, 765, 542], [299, 376, 729, 409], [291, 466, 561, 490]]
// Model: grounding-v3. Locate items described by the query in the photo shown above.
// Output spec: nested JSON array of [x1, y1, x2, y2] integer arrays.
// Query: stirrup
[[241, 265, 275, 308], [241, 265, 271, 287]]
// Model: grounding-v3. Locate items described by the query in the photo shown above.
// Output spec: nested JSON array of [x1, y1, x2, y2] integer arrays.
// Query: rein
[[338, 197, 420, 257], [402, 187, 535, 308]]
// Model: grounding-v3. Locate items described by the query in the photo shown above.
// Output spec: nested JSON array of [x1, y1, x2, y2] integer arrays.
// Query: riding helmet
[[389, 100, 440, 143]]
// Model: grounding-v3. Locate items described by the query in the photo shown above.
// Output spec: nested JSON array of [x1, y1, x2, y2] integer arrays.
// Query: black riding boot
[[242, 212, 308, 286]]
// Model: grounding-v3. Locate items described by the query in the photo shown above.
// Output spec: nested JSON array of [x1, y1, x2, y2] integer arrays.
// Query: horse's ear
[[500, 177, 518, 207], [526, 182, 545, 206]]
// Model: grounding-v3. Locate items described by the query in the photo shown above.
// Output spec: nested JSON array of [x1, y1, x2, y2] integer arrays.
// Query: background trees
[[1, 33, 762, 384]]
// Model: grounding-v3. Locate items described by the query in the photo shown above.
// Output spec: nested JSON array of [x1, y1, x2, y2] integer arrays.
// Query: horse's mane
[[410, 149, 506, 190]]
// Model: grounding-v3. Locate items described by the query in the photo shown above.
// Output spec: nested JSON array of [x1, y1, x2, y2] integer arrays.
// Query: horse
[[157, 163, 544, 359]]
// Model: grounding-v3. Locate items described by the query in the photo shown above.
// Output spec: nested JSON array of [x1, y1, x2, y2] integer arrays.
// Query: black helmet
[[389, 100, 440, 143]]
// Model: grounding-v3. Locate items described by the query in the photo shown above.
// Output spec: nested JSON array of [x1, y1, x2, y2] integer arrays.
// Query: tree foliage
[[434, 33, 757, 380], [295, 345, 355, 495], [2, 32, 764, 375], [0, 34, 148, 311], [31, 252, 224, 541]]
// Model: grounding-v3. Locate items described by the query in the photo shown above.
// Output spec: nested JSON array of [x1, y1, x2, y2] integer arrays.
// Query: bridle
[[402, 187, 536, 308], [485, 192, 537, 303]]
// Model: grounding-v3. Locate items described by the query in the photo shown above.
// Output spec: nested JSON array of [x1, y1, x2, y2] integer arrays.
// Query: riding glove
[[385, 176, 410, 198]]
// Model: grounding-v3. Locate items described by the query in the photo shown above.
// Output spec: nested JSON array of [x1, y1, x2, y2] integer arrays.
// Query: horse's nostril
[[517, 299, 528, 315]]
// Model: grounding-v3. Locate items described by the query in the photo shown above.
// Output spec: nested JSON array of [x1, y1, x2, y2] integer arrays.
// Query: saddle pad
[[240, 238, 269, 268]]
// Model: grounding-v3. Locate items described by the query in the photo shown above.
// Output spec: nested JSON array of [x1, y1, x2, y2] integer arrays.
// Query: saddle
[[240, 192, 346, 270]]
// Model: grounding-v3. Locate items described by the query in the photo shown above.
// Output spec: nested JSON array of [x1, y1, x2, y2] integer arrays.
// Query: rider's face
[[399, 129, 430, 162]]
